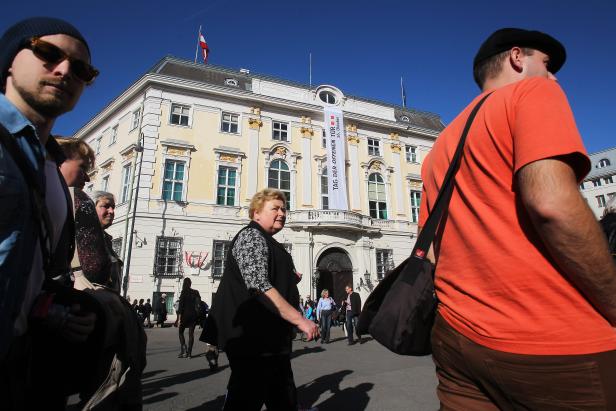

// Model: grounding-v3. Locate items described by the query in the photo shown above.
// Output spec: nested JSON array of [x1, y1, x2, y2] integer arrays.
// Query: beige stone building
[[74, 56, 444, 317]]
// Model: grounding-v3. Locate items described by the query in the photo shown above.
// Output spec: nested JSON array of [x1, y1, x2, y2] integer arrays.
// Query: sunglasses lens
[[71, 61, 96, 83], [30, 38, 98, 83], [32, 41, 64, 65]]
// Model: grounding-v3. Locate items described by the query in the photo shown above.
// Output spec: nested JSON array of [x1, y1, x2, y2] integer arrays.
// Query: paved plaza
[[139, 324, 439, 410]]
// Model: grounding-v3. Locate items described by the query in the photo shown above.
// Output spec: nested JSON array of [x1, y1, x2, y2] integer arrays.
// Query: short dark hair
[[473, 48, 534, 89]]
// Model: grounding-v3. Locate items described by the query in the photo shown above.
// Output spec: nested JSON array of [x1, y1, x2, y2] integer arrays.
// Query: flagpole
[[194, 25, 201, 64], [309, 52, 312, 89], [400, 76, 406, 108]]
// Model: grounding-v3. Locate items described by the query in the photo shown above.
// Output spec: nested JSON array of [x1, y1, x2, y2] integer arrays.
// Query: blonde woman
[[202, 188, 319, 409], [316, 289, 335, 344]]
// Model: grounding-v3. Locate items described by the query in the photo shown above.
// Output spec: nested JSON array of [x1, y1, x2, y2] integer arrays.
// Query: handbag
[[357, 93, 492, 355]]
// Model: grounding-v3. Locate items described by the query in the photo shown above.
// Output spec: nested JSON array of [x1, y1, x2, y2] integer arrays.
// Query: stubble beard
[[14, 79, 76, 118]]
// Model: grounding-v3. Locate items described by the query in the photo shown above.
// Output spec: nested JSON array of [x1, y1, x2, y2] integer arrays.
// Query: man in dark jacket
[[344, 284, 362, 345]]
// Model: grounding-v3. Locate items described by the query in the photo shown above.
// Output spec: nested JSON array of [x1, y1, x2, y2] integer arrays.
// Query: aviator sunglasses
[[26, 37, 99, 83]]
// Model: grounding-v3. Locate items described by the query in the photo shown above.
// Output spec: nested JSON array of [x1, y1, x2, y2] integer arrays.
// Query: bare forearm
[[519, 159, 616, 323], [261, 288, 304, 327]]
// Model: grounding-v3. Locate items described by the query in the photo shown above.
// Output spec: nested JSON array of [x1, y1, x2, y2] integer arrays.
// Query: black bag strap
[[411, 92, 492, 260], [0, 123, 53, 273]]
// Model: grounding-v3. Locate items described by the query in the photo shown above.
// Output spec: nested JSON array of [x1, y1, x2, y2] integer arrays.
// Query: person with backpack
[[174, 278, 201, 358]]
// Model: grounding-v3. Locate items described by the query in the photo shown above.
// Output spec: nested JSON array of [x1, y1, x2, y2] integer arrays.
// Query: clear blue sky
[[4, 0, 614, 152]]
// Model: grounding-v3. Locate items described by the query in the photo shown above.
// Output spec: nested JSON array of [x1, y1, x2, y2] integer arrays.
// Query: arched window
[[268, 159, 291, 209], [368, 173, 387, 219], [320, 167, 329, 209], [598, 158, 611, 168]]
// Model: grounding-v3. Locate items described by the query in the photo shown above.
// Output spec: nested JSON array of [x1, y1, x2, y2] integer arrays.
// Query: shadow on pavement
[[297, 369, 373, 410], [186, 394, 226, 410], [142, 369, 166, 379], [143, 392, 179, 405], [290, 345, 326, 359], [142, 365, 229, 403]]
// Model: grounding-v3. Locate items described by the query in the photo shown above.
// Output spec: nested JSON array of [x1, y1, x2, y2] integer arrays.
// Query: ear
[[509, 47, 524, 73]]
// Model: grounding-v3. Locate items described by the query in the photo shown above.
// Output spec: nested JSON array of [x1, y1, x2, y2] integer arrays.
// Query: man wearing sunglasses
[[0, 17, 99, 409]]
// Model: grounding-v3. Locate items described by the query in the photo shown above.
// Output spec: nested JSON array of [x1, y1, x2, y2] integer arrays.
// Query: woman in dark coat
[[202, 188, 319, 410], [156, 297, 167, 327], [174, 278, 201, 358]]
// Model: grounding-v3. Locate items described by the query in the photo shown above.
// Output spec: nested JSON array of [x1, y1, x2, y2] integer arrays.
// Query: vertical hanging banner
[[324, 107, 349, 210]]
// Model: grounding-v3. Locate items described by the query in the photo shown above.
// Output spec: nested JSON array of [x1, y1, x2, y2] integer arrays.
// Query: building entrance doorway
[[316, 248, 353, 305]]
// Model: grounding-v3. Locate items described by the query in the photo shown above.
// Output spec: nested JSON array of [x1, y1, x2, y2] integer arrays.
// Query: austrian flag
[[199, 31, 210, 63]]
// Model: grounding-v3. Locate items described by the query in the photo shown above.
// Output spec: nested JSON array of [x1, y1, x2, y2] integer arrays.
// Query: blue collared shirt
[[0, 93, 47, 359], [316, 297, 334, 318]]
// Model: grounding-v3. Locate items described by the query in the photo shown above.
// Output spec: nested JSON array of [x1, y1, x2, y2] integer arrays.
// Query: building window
[[322, 129, 327, 149], [406, 145, 418, 163], [319, 90, 337, 104], [605, 176, 614, 184], [376, 249, 393, 280], [162, 160, 185, 201], [410, 190, 421, 223], [597, 195, 607, 207], [170, 103, 190, 126], [109, 125, 118, 146], [272, 121, 288, 142], [120, 164, 131, 203], [607, 192, 616, 201], [154, 236, 182, 277], [217, 166, 237, 206], [268, 159, 291, 209], [212, 240, 230, 278], [320, 166, 329, 210], [593, 179, 602, 187], [95, 137, 102, 155], [368, 173, 387, 219], [598, 158, 611, 168], [368, 138, 380, 156], [221, 112, 239, 133], [130, 109, 140, 131], [101, 175, 110, 192], [111, 238, 122, 257], [224, 78, 238, 87]]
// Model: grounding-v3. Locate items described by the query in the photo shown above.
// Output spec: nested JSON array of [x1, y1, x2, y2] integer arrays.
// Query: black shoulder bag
[[357, 93, 491, 355]]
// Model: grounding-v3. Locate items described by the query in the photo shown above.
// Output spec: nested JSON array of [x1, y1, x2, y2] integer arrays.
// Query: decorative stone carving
[[250, 107, 261, 115], [301, 116, 312, 124], [248, 118, 263, 129], [390, 143, 402, 153], [346, 124, 357, 133], [370, 161, 383, 171], [389, 132, 399, 141], [167, 148, 186, 156], [275, 147, 287, 157], [300, 127, 314, 138], [122, 150, 135, 161], [347, 135, 360, 145], [219, 154, 238, 163]]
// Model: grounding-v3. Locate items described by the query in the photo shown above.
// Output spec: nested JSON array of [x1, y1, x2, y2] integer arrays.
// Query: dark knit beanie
[[0, 17, 91, 90]]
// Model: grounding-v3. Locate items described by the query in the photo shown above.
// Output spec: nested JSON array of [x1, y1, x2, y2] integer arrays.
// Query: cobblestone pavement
[[138, 324, 438, 410]]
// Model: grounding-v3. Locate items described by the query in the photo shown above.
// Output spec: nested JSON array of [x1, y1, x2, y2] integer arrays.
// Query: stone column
[[391, 141, 404, 216], [246, 108, 262, 199], [300, 123, 314, 206], [347, 135, 361, 211]]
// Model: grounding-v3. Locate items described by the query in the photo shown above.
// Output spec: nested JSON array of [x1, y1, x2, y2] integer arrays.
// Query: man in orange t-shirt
[[420, 28, 616, 410]]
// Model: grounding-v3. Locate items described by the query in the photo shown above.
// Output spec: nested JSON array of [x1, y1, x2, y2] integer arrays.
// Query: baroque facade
[[74, 57, 444, 317], [580, 147, 616, 219]]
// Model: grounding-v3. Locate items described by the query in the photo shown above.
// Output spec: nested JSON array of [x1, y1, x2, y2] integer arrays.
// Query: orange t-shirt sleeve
[[511, 78, 590, 180]]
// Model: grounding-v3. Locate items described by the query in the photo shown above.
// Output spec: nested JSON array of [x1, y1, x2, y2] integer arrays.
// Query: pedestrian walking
[[420, 27, 616, 409], [174, 278, 201, 358], [316, 289, 335, 344], [202, 188, 319, 410]]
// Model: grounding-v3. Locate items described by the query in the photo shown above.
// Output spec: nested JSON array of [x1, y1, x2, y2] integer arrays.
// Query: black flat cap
[[473, 28, 566, 74]]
